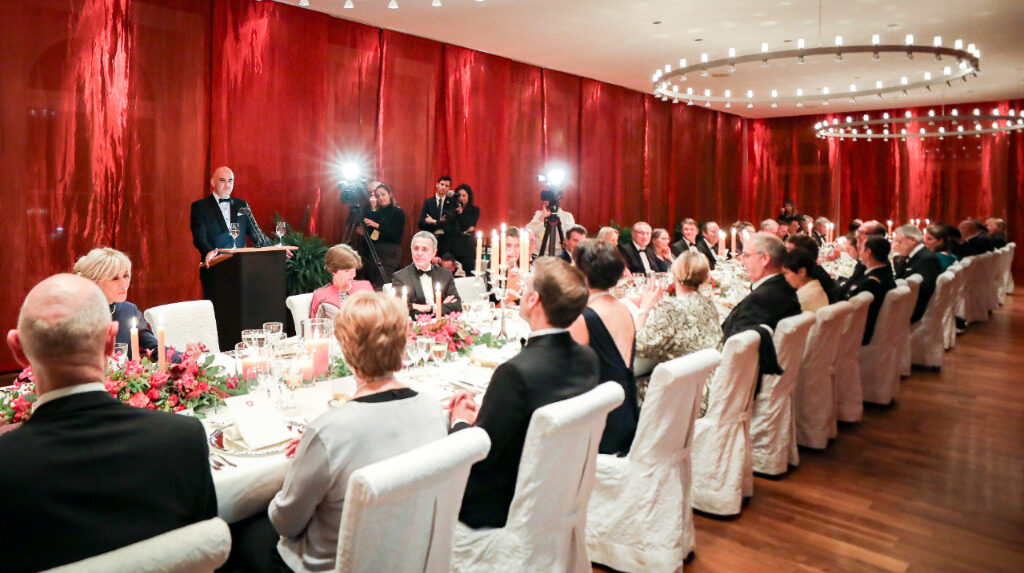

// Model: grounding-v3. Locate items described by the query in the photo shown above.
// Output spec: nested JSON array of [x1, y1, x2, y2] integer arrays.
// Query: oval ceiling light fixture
[[813, 109, 1022, 141], [651, 34, 981, 108]]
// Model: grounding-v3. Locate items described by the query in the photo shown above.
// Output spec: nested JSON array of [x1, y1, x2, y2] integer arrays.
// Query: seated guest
[[596, 226, 620, 246], [449, 258, 599, 529], [788, 217, 803, 237], [439, 252, 467, 277], [620, 221, 669, 274], [671, 218, 699, 256], [651, 227, 674, 265], [848, 218, 864, 233], [848, 220, 888, 285], [635, 250, 722, 411], [721, 232, 802, 340], [924, 224, 959, 270], [391, 231, 462, 318], [695, 221, 723, 270], [559, 224, 588, 263], [760, 218, 780, 236], [568, 240, 640, 456], [0, 275, 217, 572], [73, 247, 190, 360], [310, 244, 374, 319], [775, 217, 791, 240], [786, 234, 841, 303], [781, 248, 829, 313], [986, 217, 1007, 248], [813, 217, 830, 246], [893, 224, 942, 323], [502, 227, 526, 305], [801, 215, 815, 236], [231, 292, 447, 573], [845, 237, 896, 344], [957, 219, 995, 257]]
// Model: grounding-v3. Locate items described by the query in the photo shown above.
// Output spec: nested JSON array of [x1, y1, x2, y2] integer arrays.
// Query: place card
[[224, 394, 293, 450]]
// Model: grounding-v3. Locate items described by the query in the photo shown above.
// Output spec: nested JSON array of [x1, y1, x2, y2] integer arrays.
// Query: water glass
[[415, 336, 433, 367], [431, 342, 448, 368], [262, 322, 284, 345]]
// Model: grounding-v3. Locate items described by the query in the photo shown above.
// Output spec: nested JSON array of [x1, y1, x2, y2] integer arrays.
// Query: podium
[[204, 246, 296, 349]]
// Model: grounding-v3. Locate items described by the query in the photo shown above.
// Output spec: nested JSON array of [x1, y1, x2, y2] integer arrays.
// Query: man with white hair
[[893, 224, 942, 323], [721, 232, 802, 340], [813, 217, 830, 246], [619, 221, 669, 274], [0, 274, 217, 572], [390, 231, 462, 318]]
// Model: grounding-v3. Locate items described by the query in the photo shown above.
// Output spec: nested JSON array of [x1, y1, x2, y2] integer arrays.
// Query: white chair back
[[835, 291, 873, 422], [943, 262, 964, 349], [860, 286, 910, 405], [452, 382, 625, 573], [964, 252, 992, 324], [586, 350, 722, 573], [751, 311, 815, 475], [42, 518, 230, 573], [795, 301, 853, 448], [1005, 243, 1016, 295], [454, 276, 486, 304], [286, 292, 314, 335], [336, 428, 491, 573], [896, 274, 922, 377], [911, 271, 954, 369], [692, 330, 760, 516], [144, 300, 219, 353]]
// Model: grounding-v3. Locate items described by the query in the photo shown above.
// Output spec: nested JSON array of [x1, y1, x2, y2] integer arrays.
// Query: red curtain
[[1, 0, 1022, 371]]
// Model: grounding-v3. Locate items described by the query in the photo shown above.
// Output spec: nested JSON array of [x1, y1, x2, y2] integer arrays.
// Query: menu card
[[224, 395, 293, 450]]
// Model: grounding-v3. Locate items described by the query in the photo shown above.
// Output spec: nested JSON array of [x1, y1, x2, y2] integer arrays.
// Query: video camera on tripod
[[338, 162, 387, 284], [536, 168, 568, 256], [339, 163, 371, 212]]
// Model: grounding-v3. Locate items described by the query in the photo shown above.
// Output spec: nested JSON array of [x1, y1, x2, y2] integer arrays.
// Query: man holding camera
[[418, 176, 457, 256], [526, 186, 576, 257]]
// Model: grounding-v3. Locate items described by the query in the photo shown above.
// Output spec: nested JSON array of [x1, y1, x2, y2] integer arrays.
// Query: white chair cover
[[691, 330, 760, 516], [336, 428, 491, 573], [286, 292, 314, 334], [42, 518, 231, 573], [451, 382, 625, 573], [751, 312, 815, 475], [896, 274, 922, 377], [943, 262, 964, 350], [586, 350, 722, 573], [795, 302, 853, 449], [1005, 243, 1016, 295], [964, 252, 992, 324], [454, 276, 487, 303], [985, 249, 1004, 312], [835, 292, 873, 423], [144, 300, 220, 353], [860, 286, 911, 405], [910, 271, 954, 369]]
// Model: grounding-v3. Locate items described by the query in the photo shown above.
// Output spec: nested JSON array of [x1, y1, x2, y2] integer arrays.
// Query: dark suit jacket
[[990, 231, 1007, 248], [894, 247, 943, 323], [812, 231, 826, 247], [190, 194, 267, 261], [0, 391, 217, 572], [390, 263, 463, 318], [557, 249, 573, 263], [695, 235, 721, 270], [959, 233, 995, 258], [619, 242, 669, 274], [846, 265, 897, 344], [112, 302, 158, 360], [810, 264, 842, 304], [670, 237, 696, 257], [417, 195, 457, 236], [721, 273, 802, 341], [456, 332, 599, 528]]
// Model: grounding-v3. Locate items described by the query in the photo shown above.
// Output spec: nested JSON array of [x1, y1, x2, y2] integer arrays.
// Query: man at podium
[[190, 166, 270, 298]]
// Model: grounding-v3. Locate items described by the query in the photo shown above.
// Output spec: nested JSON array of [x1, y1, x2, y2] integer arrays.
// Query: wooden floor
[[597, 292, 1024, 573]]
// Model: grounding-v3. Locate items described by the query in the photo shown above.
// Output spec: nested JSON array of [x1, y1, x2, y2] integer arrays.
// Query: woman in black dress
[[568, 239, 639, 455], [363, 183, 406, 281], [451, 184, 480, 274]]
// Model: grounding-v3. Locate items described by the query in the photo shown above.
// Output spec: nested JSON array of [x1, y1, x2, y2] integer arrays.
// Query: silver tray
[[208, 422, 304, 457]]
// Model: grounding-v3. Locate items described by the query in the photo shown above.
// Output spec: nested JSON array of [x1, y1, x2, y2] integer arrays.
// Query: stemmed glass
[[275, 221, 287, 246], [431, 341, 448, 370], [263, 322, 284, 346], [402, 341, 417, 371], [415, 336, 432, 368], [229, 222, 241, 242]]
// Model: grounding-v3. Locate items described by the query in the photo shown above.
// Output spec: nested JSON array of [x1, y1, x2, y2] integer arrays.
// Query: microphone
[[238, 207, 272, 247]]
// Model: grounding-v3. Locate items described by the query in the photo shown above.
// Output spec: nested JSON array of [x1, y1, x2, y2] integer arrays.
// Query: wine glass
[[402, 341, 417, 371], [229, 222, 241, 242], [275, 221, 287, 246], [432, 342, 448, 369], [263, 322, 284, 345], [415, 336, 432, 368]]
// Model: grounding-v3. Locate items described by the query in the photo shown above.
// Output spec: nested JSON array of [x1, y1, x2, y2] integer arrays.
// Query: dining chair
[[144, 300, 220, 353], [794, 301, 853, 449], [835, 291, 873, 423], [860, 285, 911, 405]]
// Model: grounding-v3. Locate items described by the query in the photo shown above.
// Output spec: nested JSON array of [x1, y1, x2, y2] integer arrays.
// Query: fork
[[211, 453, 237, 468]]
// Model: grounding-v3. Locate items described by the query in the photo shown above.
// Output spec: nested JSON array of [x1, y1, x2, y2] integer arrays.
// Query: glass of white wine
[[415, 336, 432, 368], [275, 221, 287, 246], [431, 342, 447, 369], [229, 222, 241, 244]]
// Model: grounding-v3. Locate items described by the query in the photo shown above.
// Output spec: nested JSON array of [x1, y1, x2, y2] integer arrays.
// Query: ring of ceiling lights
[[814, 110, 1024, 140], [652, 44, 981, 106]]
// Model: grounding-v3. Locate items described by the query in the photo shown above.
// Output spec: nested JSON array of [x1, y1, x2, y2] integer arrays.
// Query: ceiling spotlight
[[344, 0, 353, 7], [388, 0, 398, 8], [299, 0, 309, 5], [432, 0, 441, 5]]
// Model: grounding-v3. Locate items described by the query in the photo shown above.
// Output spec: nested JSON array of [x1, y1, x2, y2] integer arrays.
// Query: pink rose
[[148, 372, 169, 388], [146, 389, 161, 401], [166, 394, 179, 406], [226, 377, 238, 390], [127, 392, 152, 408], [173, 404, 186, 413], [12, 396, 33, 413], [197, 382, 210, 393]]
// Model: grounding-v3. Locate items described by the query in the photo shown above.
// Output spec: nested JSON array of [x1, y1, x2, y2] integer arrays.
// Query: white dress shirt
[[416, 266, 436, 311], [215, 193, 231, 228], [32, 382, 106, 413], [634, 242, 653, 274]]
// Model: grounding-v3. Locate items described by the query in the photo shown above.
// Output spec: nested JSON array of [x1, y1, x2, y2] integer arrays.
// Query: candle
[[241, 354, 267, 381], [401, 286, 408, 309], [887, 219, 893, 235], [475, 231, 483, 275], [519, 231, 529, 275], [435, 282, 443, 317], [499, 223, 507, 269], [156, 320, 166, 373], [490, 231, 500, 279], [718, 235, 725, 259], [925, 218, 930, 227], [305, 338, 330, 379], [730, 228, 736, 255], [299, 354, 315, 382], [130, 317, 140, 362]]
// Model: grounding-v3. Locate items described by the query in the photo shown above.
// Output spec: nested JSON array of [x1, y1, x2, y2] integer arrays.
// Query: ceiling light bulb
[[771, 89, 778, 98], [344, 0, 353, 7], [797, 38, 805, 49], [834, 35, 843, 47], [679, 58, 687, 68], [747, 90, 754, 98], [871, 34, 880, 46], [967, 43, 976, 54], [959, 61, 968, 70], [905, 34, 914, 45], [900, 76, 908, 85], [850, 83, 857, 92], [432, 0, 441, 5], [823, 87, 830, 95], [796, 88, 803, 97], [876, 80, 883, 89], [761, 42, 769, 53], [944, 66, 952, 75], [687, 87, 694, 95], [992, 108, 999, 115], [665, 64, 671, 73], [728, 48, 736, 58], [299, 0, 309, 5], [974, 49, 981, 59], [929, 109, 935, 117], [923, 72, 932, 81], [955, 39, 963, 50], [704, 89, 711, 97], [863, 114, 870, 121], [933, 36, 942, 47], [388, 0, 397, 8], [905, 111, 913, 118], [883, 112, 890, 120]]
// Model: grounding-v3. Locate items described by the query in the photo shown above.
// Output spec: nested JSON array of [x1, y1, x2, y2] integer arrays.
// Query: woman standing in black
[[363, 183, 406, 282], [451, 184, 481, 274]]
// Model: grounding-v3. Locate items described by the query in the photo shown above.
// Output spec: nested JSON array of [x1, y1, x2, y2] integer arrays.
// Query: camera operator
[[526, 184, 575, 256], [363, 183, 405, 279], [450, 183, 480, 273], [418, 176, 458, 257]]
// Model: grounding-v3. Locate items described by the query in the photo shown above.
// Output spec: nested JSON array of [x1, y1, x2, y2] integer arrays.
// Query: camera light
[[341, 163, 360, 181], [546, 169, 566, 187]]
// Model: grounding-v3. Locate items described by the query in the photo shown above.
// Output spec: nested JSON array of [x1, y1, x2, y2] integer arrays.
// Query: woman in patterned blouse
[[635, 249, 722, 409], [310, 244, 374, 320]]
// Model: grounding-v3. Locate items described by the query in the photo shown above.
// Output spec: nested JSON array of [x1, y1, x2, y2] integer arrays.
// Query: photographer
[[525, 185, 575, 256], [418, 176, 458, 256], [450, 183, 480, 273], [363, 183, 405, 279]]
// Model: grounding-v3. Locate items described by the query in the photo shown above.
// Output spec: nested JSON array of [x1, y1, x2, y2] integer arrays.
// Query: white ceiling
[[283, 0, 1024, 119]]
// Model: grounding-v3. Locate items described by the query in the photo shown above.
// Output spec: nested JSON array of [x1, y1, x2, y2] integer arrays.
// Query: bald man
[[190, 166, 271, 298], [0, 275, 217, 572]]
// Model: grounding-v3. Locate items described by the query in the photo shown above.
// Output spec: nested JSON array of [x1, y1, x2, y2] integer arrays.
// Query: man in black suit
[[670, 218, 699, 256], [957, 219, 995, 257], [846, 237, 897, 344], [558, 224, 587, 263], [786, 234, 841, 304], [893, 224, 943, 323], [721, 232, 802, 340], [619, 221, 669, 274], [391, 231, 462, 318], [845, 220, 888, 287], [449, 258, 599, 529], [986, 217, 1007, 248], [812, 217, 830, 246], [695, 220, 723, 270], [190, 166, 271, 298], [0, 275, 217, 572], [417, 175, 457, 256]]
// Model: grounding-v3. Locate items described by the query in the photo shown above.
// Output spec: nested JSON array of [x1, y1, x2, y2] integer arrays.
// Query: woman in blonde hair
[[310, 244, 374, 319]]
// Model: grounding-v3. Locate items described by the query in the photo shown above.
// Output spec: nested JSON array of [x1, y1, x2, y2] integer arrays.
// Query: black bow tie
[[218, 198, 231, 204], [415, 266, 432, 276]]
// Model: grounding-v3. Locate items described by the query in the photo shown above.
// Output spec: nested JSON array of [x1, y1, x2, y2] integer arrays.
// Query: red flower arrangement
[[409, 312, 495, 356], [0, 368, 37, 426]]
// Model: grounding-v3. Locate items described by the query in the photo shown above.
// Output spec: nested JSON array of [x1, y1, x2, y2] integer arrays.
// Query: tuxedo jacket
[[894, 247, 943, 323], [417, 195, 457, 236], [190, 194, 267, 261], [958, 233, 995, 258], [619, 242, 669, 274], [812, 231, 826, 247], [670, 237, 696, 257], [721, 273, 802, 341], [695, 235, 721, 270], [557, 249, 573, 263], [0, 391, 217, 572], [390, 263, 463, 318], [846, 264, 897, 344], [990, 231, 1007, 248], [456, 332, 600, 529]]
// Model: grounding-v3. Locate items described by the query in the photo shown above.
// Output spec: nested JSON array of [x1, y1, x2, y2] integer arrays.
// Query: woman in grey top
[[226, 292, 446, 573]]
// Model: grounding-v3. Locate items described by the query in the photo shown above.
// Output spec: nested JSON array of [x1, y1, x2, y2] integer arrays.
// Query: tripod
[[342, 207, 387, 285], [538, 210, 565, 258]]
